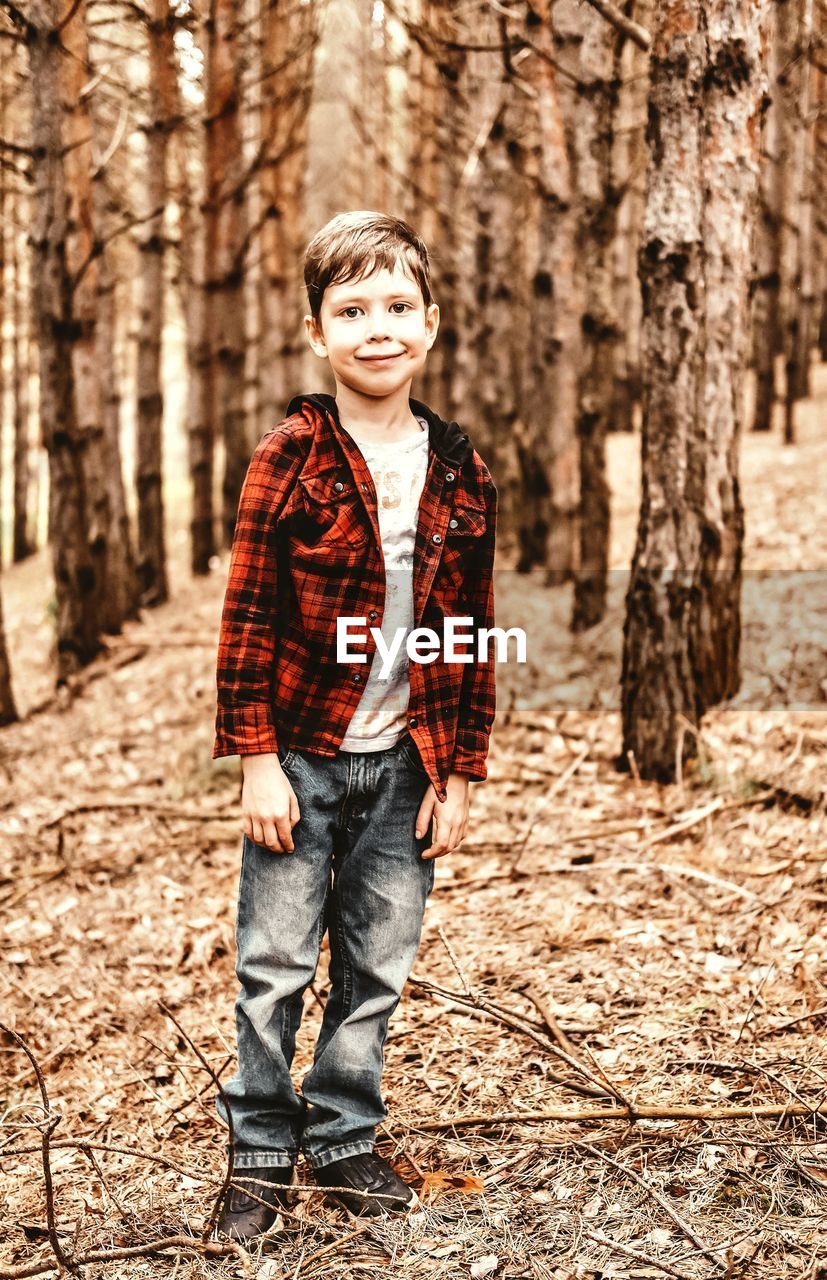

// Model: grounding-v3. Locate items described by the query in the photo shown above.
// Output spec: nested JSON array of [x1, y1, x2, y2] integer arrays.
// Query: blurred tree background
[[0, 0, 822, 779]]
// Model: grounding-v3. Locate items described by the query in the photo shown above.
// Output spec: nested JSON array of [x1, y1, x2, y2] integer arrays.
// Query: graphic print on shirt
[[339, 419, 429, 750]]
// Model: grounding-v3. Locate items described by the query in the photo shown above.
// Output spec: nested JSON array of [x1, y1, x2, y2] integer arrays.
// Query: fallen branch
[[393, 1096, 827, 1132]]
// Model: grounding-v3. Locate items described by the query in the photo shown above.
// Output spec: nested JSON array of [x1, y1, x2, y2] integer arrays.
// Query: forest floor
[[1, 374, 826, 1280]]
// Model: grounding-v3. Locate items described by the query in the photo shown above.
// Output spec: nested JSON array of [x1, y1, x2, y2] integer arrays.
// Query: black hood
[[286, 392, 474, 469]]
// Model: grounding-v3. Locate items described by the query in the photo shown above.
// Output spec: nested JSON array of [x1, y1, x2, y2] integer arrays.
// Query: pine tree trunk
[[170, 41, 216, 576], [621, 0, 769, 782], [519, 0, 579, 580], [751, 0, 780, 432], [412, 0, 465, 416], [13, 187, 35, 563], [257, 0, 316, 429], [570, 5, 623, 631], [85, 34, 141, 630], [777, 0, 812, 441], [204, 0, 249, 546], [608, 0, 652, 435], [136, 0, 176, 605], [29, 0, 105, 676], [0, 580, 17, 726]]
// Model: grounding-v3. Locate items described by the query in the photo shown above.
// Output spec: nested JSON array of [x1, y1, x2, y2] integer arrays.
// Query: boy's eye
[[340, 303, 412, 318]]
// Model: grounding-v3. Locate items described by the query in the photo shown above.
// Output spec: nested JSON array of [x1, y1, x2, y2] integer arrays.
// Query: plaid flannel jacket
[[212, 392, 497, 802]]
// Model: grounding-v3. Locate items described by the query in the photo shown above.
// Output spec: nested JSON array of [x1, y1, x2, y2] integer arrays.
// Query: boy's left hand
[[416, 772, 470, 860]]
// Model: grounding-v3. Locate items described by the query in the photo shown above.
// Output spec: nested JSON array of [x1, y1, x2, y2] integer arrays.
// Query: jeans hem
[[232, 1150, 297, 1169], [305, 1139, 376, 1170]]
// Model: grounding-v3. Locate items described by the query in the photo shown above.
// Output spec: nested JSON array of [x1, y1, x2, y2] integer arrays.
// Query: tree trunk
[[410, 0, 465, 417], [257, 0, 316, 430], [608, 0, 652, 435], [570, 5, 623, 631], [750, 0, 780, 432], [13, 187, 36, 563], [776, 0, 812, 441], [0, 579, 17, 726], [518, 0, 579, 580], [136, 0, 176, 605], [29, 0, 107, 677], [204, 0, 249, 546], [621, 0, 769, 782]]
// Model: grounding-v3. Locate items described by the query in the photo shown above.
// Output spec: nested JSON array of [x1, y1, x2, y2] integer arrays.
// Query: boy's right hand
[[240, 754, 301, 853]]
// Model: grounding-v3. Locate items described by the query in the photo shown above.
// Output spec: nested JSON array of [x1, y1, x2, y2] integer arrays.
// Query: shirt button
[[432, 533, 442, 544], [361, 482, 369, 491], [368, 609, 378, 621], [353, 672, 363, 683], [445, 471, 456, 482], [408, 716, 418, 728], [333, 481, 344, 492], [449, 518, 459, 529]]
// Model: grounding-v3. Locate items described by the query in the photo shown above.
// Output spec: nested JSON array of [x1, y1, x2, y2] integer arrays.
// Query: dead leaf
[[421, 1170, 485, 1196]]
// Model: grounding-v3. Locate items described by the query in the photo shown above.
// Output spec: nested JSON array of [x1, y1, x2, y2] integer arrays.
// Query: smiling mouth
[[358, 353, 402, 362]]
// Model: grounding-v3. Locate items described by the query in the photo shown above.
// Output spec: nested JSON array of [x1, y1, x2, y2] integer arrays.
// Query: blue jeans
[[216, 731, 435, 1170]]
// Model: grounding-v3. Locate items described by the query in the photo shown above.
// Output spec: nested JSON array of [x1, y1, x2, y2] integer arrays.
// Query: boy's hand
[[416, 772, 470, 860], [240, 753, 301, 853]]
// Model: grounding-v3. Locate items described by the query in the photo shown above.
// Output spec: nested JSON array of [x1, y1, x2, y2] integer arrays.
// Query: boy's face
[[305, 261, 439, 400]]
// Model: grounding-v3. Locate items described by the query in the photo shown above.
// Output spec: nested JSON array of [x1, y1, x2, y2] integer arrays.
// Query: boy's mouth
[[358, 353, 402, 362]]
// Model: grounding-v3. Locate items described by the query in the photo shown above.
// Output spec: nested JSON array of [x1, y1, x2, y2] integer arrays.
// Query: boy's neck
[[333, 380, 423, 443]]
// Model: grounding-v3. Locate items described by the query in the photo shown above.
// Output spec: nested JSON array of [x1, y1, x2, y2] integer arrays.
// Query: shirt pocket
[[295, 471, 369, 551], [439, 500, 487, 589]]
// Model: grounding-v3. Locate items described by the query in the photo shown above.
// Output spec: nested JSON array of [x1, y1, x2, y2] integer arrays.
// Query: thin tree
[[136, 0, 177, 605]]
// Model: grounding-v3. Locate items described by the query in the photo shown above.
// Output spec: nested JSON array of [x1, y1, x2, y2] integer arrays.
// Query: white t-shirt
[[339, 416, 429, 752]]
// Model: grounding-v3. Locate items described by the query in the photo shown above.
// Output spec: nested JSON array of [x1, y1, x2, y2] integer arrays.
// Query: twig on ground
[[583, 1229, 689, 1279], [576, 1140, 726, 1271], [157, 1001, 234, 1242], [0, 1024, 71, 1273]]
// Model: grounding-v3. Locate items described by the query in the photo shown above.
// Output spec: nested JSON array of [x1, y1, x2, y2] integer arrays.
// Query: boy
[[212, 210, 497, 1243]]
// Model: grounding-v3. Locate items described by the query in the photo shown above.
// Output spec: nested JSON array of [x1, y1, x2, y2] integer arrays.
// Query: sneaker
[[216, 1165, 294, 1243], [313, 1151, 418, 1217]]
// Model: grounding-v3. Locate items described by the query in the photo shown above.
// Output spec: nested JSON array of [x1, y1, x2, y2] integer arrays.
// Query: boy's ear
[[304, 313, 327, 358], [425, 302, 440, 350]]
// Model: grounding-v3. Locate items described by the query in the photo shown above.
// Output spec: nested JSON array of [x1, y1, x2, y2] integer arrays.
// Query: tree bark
[[256, 0, 316, 431], [13, 185, 36, 563], [204, 0, 249, 546], [621, 0, 769, 782], [29, 0, 107, 677], [136, 0, 176, 605], [570, 4, 623, 631]]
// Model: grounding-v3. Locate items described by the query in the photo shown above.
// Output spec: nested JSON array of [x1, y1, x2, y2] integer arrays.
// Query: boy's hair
[[304, 210, 434, 323]]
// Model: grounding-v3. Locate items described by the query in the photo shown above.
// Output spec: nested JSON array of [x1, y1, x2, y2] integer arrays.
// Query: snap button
[[368, 609, 379, 621], [353, 672, 363, 683], [449, 517, 459, 529], [432, 533, 442, 544], [408, 716, 418, 728], [361, 482, 368, 491], [333, 481, 344, 493], [445, 471, 456, 482]]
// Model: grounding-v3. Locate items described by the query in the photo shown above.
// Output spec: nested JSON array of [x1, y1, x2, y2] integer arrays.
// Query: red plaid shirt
[[212, 393, 497, 802]]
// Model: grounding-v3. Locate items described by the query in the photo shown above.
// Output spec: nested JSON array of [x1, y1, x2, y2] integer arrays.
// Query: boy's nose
[[365, 313, 390, 339]]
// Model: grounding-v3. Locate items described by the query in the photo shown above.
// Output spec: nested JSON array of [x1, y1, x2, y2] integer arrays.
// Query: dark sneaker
[[313, 1151, 418, 1217], [216, 1165, 294, 1243]]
